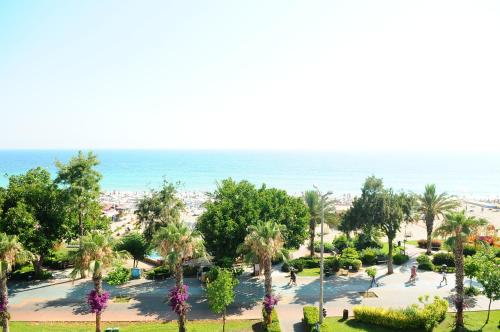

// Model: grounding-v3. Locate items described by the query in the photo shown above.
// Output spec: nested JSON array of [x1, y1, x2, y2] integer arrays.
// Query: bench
[[339, 268, 349, 276]]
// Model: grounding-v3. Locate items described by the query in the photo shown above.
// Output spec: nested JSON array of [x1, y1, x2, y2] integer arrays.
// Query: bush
[[104, 266, 130, 286], [145, 266, 171, 280], [417, 239, 442, 250], [262, 308, 281, 332], [432, 252, 455, 267], [417, 254, 434, 271], [354, 233, 382, 251], [353, 296, 448, 331], [462, 244, 477, 256], [324, 257, 340, 275], [360, 248, 377, 266], [314, 241, 334, 253], [281, 258, 305, 272], [303, 306, 319, 332], [339, 247, 362, 271], [183, 265, 199, 277], [465, 286, 481, 296], [332, 235, 352, 252], [392, 253, 409, 265], [45, 248, 73, 270], [11, 264, 52, 281]]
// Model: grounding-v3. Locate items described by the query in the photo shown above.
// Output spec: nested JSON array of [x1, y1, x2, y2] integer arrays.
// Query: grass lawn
[[321, 311, 499, 332], [11, 320, 263, 332], [298, 267, 320, 276]]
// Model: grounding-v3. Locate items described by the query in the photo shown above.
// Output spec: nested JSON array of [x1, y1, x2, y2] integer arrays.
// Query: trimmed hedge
[[432, 252, 455, 267], [417, 239, 442, 250], [462, 244, 477, 256], [353, 296, 448, 331], [262, 308, 281, 332], [145, 266, 171, 280], [392, 253, 409, 265], [303, 306, 319, 332], [416, 254, 434, 271]]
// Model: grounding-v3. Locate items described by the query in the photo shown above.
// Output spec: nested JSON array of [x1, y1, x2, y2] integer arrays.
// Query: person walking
[[409, 265, 417, 283], [289, 268, 297, 286], [439, 264, 448, 286]]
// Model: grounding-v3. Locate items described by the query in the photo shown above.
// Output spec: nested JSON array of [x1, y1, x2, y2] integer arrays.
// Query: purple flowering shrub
[[169, 285, 190, 315], [263, 294, 279, 314], [87, 290, 110, 314]]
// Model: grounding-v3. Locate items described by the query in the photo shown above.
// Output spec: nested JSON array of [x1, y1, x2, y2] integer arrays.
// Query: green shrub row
[[417, 239, 442, 250], [416, 254, 434, 271], [44, 248, 74, 270], [262, 308, 281, 332], [281, 257, 340, 274], [11, 264, 52, 281], [145, 266, 172, 280], [303, 306, 319, 332], [353, 296, 448, 331], [392, 253, 410, 265], [431, 252, 455, 267]]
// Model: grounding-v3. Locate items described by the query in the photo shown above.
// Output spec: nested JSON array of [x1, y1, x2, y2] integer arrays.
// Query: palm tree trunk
[[175, 263, 186, 332], [387, 236, 394, 275], [454, 233, 465, 331], [93, 274, 103, 332], [263, 256, 272, 297], [0, 271, 9, 332], [425, 217, 433, 255], [309, 221, 315, 257], [175, 263, 183, 288], [33, 254, 44, 278]]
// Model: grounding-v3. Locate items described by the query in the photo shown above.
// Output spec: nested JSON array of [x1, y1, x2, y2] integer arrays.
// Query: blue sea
[[0, 150, 499, 198]]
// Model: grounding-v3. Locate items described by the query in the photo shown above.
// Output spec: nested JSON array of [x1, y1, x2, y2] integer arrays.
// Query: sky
[[1, 1, 499, 151]]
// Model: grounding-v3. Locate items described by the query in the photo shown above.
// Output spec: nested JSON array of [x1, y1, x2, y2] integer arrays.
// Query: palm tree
[[71, 232, 127, 332], [0, 233, 31, 332], [153, 221, 204, 332], [434, 211, 487, 331], [303, 191, 336, 257], [241, 220, 285, 298], [418, 184, 458, 255]]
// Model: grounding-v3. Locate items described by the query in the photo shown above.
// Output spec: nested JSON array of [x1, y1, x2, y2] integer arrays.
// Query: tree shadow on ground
[[128, 275, 262, 320], [290, 274, 366, 305], [33, 280, 95, 315]]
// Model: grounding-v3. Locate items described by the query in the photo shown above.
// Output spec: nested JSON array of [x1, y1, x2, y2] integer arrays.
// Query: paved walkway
[[8, 244, 500, 331]]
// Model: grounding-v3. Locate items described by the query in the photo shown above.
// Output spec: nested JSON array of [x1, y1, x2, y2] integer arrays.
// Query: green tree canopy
[[340, 176, 404, 274], [115, 232, 149, 268], [135, 180, 185, 242], [56, 151, 108, 243], [196, 178, 309, 264], [0, 168, 67, 275], [206, 269, 238, 332]]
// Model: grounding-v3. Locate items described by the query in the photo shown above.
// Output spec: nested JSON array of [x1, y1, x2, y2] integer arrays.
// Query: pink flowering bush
[[169, 285, 190, 315], [263, 294, 279, 314], [87, 290, 110, 314]]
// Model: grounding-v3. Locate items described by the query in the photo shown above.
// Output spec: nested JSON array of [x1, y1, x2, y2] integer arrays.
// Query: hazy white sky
[[1, 1, 499, 151]]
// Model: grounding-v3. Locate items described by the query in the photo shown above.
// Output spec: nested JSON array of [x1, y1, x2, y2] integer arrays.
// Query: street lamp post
[[313, 185, 332, 325]]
